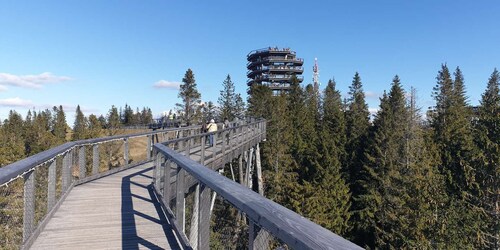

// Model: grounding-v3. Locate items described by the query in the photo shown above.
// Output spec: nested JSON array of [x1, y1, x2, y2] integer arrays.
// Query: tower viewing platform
[[247, 47, 304, 94]]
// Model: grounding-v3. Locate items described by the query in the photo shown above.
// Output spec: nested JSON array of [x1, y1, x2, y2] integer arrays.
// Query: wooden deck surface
[[30, 162, 181, 250], [29, 140, 230, 250]]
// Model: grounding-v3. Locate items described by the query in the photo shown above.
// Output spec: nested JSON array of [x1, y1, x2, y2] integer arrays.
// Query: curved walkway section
[[30, 162, 180, 249]]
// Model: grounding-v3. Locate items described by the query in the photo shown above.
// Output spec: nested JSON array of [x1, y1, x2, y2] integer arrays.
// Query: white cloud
[[0, 85, 7, 92], [368, 108, 379, 115], [0, 72, 72, 89], [153, 80, 180, 90], [0, 97, 34, 107], [365, 91, 380, 99]]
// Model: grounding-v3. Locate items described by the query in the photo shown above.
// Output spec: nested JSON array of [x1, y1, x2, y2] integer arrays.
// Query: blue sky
[[0, 1, 499, 124]]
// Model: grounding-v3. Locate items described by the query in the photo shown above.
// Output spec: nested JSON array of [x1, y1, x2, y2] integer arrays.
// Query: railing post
[[198, 183, 211, 250], [249, 222, 270, 250], [79, 146, 86, 179], [163, 159, 172, 206], [23, 169, 35, 243], [255, 144, 264, 195], [158, 153, 165, 193], [92, 144, 99, 175], [189, 184, 200, 249], [124, 138, 129, 165], [62, 152, 69, 191], [153, 151, 159, 190], [201, 136, 205, 164], [47, 160, 56, 211], [147, 135, 152, 160], [185, 138, 191, 157], [176, 168, 186, 233]]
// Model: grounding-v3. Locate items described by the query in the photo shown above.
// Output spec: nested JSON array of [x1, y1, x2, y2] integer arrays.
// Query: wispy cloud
[[0, 97, 34, 107], [365, 91, 380, 99], [153, 80, 180, 90], [0, 72, 72, 89], [0, 85, 7, 92], [369, 107, 379, 115]]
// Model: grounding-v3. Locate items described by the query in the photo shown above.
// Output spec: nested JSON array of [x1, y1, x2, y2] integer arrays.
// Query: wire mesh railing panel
[[210, 195, 248, 249], [34, 165, 48, 227], [0, 177, 24, 249], [128, 136, 148, 164]]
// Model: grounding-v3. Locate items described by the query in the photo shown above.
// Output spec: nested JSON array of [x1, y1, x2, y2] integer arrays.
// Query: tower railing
[[0, 125, 201, 249]]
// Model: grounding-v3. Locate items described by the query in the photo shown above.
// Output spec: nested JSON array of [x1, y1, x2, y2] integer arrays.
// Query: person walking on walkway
[[207, 119, 217, 147]]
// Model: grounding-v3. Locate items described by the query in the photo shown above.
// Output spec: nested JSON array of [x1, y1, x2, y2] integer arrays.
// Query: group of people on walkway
[[201, 118, 231, 147]]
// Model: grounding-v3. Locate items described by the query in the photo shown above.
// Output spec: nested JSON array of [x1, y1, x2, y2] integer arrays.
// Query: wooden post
[[92, 144, 99, 175], [163, 159, 172, 207], [230, 162, 235, 182], [201, 136, 205, 164], [79, 146, 86, 179], [23, 169, 35, 242], [124, 138, 129, 165], [62, 152, 69, 192], [189, 184, 200, 249], [176, 168, 186, 233], [255, 144, 264, 195], [47, 160, 56, 211], [147, 135, 152, 160], [238, 154, 244, 185], [198, 183, 211, 250], [246, 148, 254, 189]]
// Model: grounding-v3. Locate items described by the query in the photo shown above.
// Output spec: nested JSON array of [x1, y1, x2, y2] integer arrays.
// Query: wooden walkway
[[30, 141, 229, 250], [30, 162, 181, 249]]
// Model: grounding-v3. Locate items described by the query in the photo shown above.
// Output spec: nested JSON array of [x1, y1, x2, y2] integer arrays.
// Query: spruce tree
[[475, 68, 500, 248], [344, 72, 371, 243], [322, 79, 347, 167], [356, 76, 409, 248], [247, 84, 272, 119], [430, 64, 485, 248], [73, 105, 87, 140], [52, 105, 67, 142], [0, 111, 25, 166], [304, 78, 351, 235], [88, 114, 103, 138], [218, 74, 238, 121], [345, 72, 370, 191], [107, 105, 121, 131], [176, 68, 202, 125]]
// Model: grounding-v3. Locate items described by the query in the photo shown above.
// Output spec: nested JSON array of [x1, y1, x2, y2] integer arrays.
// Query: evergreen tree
[[88, 114, 103, 138], [176, 68, 202, 125], [107, 105, 121, 130], [345, 72, 371, 190], [52, 105, 67, 142], [430, 65, 485, 248], [356, 76, 409, 248], [123, 104, 134, 126], [303, 78, 351, 235], [247, 84, 272, 119], [201, 101, 217, 122], [402, 88, 445, 248], [218, 74, 238, 121], [475, 68, 500, 248], [72, 105, 87, 140], [234, 93, 246, 119], [0, 111, 25, 166], [344, 72, 371, 243], [322, 79, 347, 167]]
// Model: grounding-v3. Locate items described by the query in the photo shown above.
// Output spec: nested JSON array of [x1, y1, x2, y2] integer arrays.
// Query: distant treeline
[[248, 65, 499, 249], [0, 104, 153, 166]]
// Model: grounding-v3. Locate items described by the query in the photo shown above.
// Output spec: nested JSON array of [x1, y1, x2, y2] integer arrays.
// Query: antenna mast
[[313, 57, 320, 92]]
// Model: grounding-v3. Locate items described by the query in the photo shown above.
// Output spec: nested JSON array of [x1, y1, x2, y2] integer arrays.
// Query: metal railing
[[0, 125, 201, 249], [152, 120, 361, 250]]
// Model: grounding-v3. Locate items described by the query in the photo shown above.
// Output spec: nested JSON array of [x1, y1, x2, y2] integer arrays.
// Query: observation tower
[[247, 47, 304, 94]]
